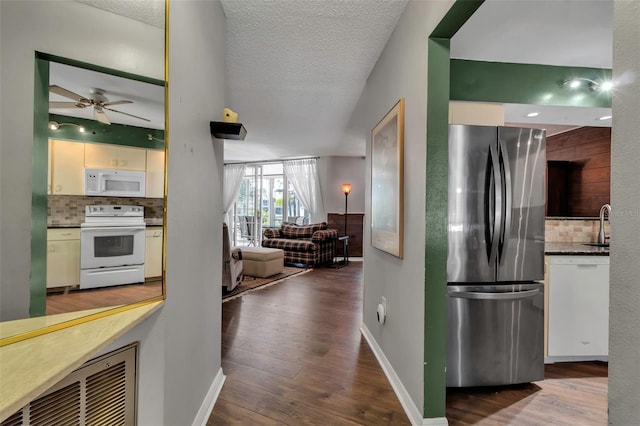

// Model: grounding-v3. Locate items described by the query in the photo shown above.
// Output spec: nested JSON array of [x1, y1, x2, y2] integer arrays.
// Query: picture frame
[[370, 98, 404, 258]]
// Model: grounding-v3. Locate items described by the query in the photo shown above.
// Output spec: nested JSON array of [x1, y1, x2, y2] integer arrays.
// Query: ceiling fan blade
[[50, 101, 88, 109], [94, 108, 111, 125], [49, 85, 90, 103], [104, 107, 151, 122], [102, 100, 133, 107]]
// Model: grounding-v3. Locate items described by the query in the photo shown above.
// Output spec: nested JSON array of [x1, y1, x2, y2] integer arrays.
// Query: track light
[[563, 78, 614, 92], [48, 120, 85, 132], [147, 134, 165, 142]]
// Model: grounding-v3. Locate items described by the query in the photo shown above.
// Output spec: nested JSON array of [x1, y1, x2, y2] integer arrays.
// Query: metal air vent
[[1, 343, 138, 426]]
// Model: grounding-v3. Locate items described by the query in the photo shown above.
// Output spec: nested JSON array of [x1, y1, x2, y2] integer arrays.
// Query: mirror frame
[[0, 1, 168, 347]]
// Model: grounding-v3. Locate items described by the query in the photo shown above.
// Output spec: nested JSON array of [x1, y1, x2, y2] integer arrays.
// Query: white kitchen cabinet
[[145, 227, 163, 279], [548, 255, 609, 358], [146, 149, 165, 198], [47, 228, 81, 288], [49, 139, 85, 195], [85, 143, 146, 171]]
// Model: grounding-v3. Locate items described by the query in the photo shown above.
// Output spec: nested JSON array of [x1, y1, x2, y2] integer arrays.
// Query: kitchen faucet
[[598, 203, 611, 245]]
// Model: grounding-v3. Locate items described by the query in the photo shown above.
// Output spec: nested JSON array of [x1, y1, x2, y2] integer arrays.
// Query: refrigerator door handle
[[486, 144, 502, 265], [498, 138, 513, 262], [449, 288, 539, 300]]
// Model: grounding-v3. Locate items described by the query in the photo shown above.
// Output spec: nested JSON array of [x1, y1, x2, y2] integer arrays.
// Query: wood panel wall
[[327, 213, 364, 257], [546, 127, 611, 217]]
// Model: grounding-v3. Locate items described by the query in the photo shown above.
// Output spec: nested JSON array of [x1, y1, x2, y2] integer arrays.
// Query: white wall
[[162, 1, 226, 423], [1, 1, 227, 424], [319, 156, 366, 214], [609, 1, 640, 423], [0, 1, 163, 319], [356, 0, 454, 413]]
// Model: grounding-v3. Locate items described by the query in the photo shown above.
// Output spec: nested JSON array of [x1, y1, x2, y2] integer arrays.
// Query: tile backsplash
[[545, 218, 611, 243], [48, 195, 163, 227]]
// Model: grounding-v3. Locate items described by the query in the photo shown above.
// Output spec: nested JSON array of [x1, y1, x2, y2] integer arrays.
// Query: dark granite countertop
[[545, 242, 609, 256]]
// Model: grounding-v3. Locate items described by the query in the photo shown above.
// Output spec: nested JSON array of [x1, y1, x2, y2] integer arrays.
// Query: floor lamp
[[341, 183, 351, 236]]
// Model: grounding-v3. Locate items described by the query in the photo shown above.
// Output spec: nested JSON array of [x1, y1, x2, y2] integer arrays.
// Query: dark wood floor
[[210, 262, 609, 425], [210, 262, 411, 425]]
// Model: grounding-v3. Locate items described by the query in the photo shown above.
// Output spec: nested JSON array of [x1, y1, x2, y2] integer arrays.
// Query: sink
[[583, 243, 610, 248]]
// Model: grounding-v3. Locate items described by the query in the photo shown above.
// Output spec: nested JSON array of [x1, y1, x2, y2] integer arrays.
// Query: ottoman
[[241, 247, 284, 278]]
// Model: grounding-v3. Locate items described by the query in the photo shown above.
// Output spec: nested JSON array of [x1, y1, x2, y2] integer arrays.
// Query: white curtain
[[283, 159, 326, 224], [223, 164, 246, 225]]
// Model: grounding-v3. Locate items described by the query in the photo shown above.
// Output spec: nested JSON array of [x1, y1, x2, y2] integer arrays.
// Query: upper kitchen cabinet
[[84, 143, 146, 171], [146, 149, 165, 199], [49, 139, 85, 195]]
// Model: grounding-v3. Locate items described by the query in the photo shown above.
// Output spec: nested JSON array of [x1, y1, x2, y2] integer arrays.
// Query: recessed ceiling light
[[598, 115, 612, 121], [526, 112, 540, 117]]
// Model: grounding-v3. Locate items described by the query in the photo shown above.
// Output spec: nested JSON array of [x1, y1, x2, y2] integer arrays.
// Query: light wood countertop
[[0, 301, 163, 422]]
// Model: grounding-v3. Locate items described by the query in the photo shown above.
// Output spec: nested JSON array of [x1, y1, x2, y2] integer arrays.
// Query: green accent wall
[[36, 52, 164, 87], [450, 59, 612, 108], [30, 57, 49, 317], [431, 0, 484, 38], [49, 114, 164, 150], [424, 37, 451, 418], [424, 0, 484, 419]]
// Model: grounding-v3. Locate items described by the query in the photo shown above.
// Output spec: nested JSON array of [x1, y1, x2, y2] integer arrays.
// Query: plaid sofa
[[262, 222, 338, 266]]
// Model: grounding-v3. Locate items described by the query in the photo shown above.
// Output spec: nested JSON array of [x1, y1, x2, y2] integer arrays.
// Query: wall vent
[[2, 343, 138, 426]]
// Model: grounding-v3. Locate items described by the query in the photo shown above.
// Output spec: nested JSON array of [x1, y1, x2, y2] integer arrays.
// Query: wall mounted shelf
[[209, 121, 247, 140]]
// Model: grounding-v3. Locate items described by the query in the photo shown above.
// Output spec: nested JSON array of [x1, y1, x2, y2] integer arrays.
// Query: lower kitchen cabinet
[[548, 255, 609, 359], [47, 228, 81, 288], [145, 227, 163, 279]]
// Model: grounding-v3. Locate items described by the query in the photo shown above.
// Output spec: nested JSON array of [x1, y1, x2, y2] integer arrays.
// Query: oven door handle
[[81, 226, 146, 232]]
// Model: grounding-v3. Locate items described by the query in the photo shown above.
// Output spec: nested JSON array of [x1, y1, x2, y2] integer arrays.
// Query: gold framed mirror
[[0, 0, 167, 344]]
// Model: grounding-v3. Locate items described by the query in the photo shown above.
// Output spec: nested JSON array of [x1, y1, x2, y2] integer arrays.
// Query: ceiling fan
[[49, 85, 150, 125]]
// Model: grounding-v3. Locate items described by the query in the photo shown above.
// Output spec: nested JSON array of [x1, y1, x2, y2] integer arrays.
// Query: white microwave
[[85, 168, 146, 197]]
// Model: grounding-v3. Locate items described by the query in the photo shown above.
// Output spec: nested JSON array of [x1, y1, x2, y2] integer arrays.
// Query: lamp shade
[[342, 183, 352, 195]]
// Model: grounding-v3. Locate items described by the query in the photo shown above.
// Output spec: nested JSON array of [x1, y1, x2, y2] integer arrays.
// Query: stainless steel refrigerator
[[446, 125, 546, 387]]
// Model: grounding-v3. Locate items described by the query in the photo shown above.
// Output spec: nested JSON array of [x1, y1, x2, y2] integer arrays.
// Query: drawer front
[[48, 228, 81, 241]]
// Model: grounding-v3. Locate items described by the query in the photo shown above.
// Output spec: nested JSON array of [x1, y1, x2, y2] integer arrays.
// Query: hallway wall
[[354, 0, 454, 420], [609, 0, 640, 423]]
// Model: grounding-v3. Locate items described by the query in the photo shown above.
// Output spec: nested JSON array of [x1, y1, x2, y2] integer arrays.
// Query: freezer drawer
[[446, 283, 544, 387]]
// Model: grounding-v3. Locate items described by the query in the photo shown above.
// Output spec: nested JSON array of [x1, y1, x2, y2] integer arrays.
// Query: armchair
[[222, 223, 243, 291]]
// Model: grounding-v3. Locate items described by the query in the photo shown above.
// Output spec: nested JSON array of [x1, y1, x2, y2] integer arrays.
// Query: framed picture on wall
[[370, 98, 404, 258]]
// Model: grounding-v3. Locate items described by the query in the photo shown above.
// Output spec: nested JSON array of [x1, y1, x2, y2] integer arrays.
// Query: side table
[[337, 235, 349, 266]]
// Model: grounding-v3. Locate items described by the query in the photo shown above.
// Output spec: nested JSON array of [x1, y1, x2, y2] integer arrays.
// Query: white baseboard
[[192, 367, 226, 426], [360, 324, 448, 426]]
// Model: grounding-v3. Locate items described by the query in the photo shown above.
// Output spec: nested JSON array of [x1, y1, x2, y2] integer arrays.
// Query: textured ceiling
[[221, 0, 408, 162], [76, 0, 165, 28]]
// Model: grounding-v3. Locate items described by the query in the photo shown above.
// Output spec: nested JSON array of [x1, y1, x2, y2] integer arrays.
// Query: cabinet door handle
[[54, 184, 62, 192], [112, 159, 118, 167], [48, 244, 55, 253]]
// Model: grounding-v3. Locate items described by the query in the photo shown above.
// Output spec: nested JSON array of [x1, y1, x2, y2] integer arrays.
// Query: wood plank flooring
[[210, 262, 411, 425], [46, 280, 162, 315], [210, 262, 609, 425], [447, 362, 608, 425]]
